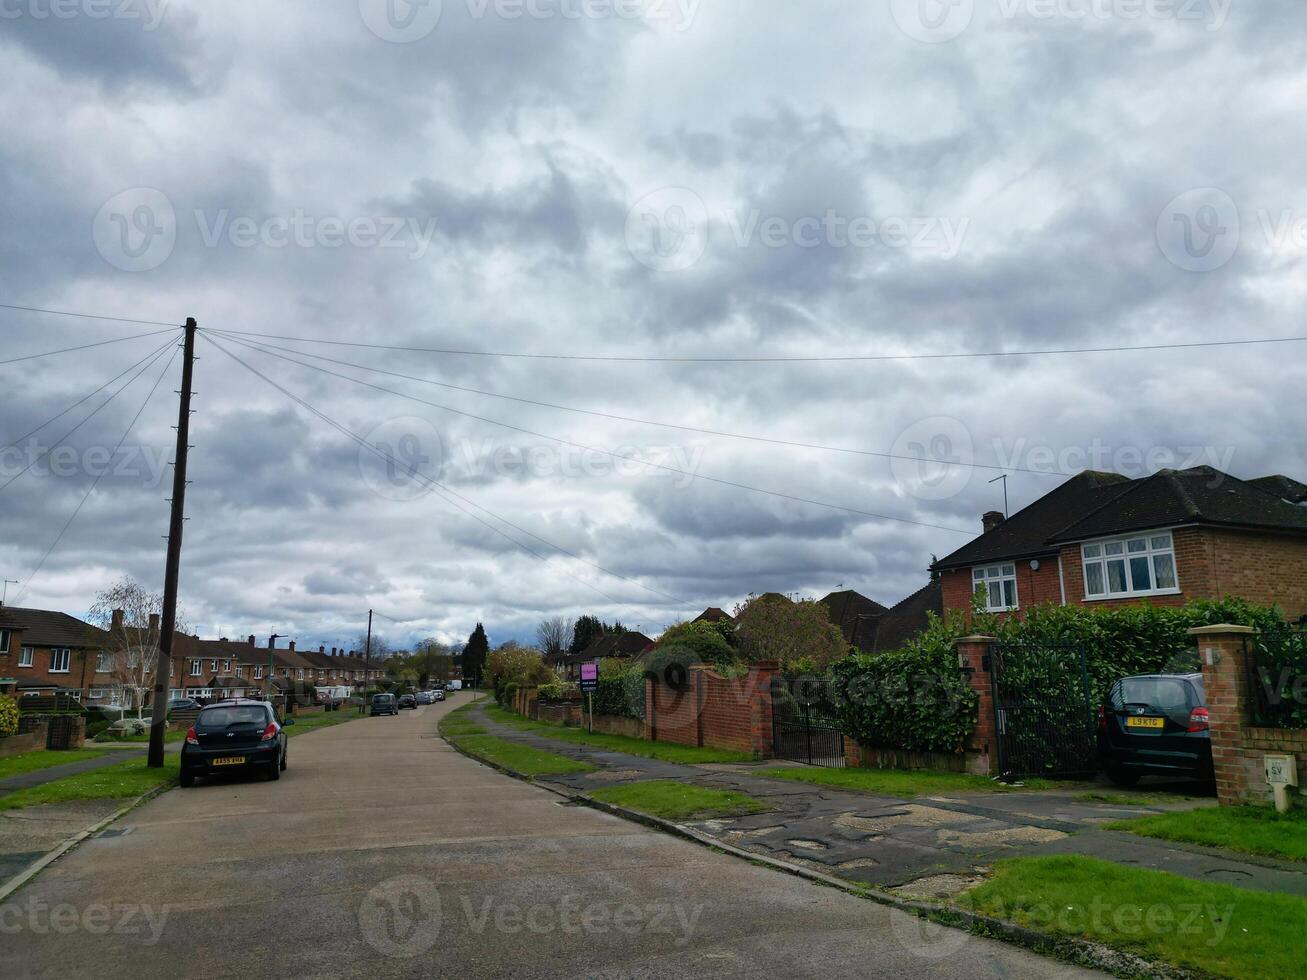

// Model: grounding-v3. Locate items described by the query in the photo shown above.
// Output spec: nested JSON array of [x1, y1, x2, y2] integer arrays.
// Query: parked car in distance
[[1099, 673, 1212, 786], [414, 691, 434, 705], [168, 698, 203, 712], [445, 680, 462, 692], [398, 694, 417, 710], [370, 693, 398, 716], [180, 699, 292, 787], [430, 689, 445, 702]]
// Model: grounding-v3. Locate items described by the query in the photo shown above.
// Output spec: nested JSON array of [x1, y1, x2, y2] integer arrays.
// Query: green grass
[[0, 749, 112, 780], [757, 766, 1051, 797], [1111, 805, 1307, 863], [439, 703, 487, 737], [93, 729, 187, 744], [961, 854, 1307, 979], [482, 703, 750, 764], [590, 780, 770, 821], [0, 758, 178, 811], [450, 734, 596, 777]]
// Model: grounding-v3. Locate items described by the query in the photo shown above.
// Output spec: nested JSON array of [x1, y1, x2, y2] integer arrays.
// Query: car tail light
[[185, 727, 198, 745], [260, 722, 278, 741], [1187, 707, 1210, 733], [1097, 705, 1107, 733]]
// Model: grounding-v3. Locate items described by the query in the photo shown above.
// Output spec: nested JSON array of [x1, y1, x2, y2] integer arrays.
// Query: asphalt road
[[0, 695, 1104, 979]]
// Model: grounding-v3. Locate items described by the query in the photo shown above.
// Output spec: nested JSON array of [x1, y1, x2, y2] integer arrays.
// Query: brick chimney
[[248, 635, 256, 646], [289, 641, 296, 652], [149, 613, 160, 633], [319, 646, 325, 654], [111, 608, 125, 631], [982, 510, 1005, 533]]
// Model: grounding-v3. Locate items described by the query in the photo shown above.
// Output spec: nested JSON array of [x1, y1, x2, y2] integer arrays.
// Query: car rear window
[[1117, 677, 1194, 711], [199, 706, 268, 727]]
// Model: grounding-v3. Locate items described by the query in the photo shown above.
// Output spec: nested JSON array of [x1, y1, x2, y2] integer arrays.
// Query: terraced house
[[0, 605, 108, 701], [932, 466, 1307, 622]]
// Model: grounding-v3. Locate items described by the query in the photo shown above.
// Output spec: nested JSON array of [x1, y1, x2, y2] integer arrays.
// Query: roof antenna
[[1, 580, 18, 606], [988, 474, 1010, 518]]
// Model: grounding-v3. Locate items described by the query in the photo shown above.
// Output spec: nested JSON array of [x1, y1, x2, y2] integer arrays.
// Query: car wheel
[[280, 746, 288, 771], [1107, 765, 1140, 787], [268, 756, 282, 781], [180, 769, 195, 788]]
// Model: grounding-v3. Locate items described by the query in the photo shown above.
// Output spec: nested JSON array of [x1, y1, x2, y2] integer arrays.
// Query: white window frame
[[1081, 530, 1181, 600], [96, 652, 113, 672], [0, 629, 8, 654], [255, 665, 264, 679], [972, 563, 1019, 612], [49, 648, 71, 673], [189, 660, 203, 677], [18, 646, 34, 667]]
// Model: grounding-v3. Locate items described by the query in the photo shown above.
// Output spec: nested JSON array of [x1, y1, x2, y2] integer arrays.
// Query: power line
[[216, 332, 974, 536], [0, 327, 179, 367], [13, 342, 180, 606], [211, 329, 1068, 479], [0, 337, 179, 493], [200, 333, 683, 609], [0, 302, 183, 329], [215, 324, 1307, 364], [3, 341, 182, 455]]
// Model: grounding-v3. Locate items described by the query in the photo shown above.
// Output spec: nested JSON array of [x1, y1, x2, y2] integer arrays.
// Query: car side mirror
[[283, 718, 295, 726]]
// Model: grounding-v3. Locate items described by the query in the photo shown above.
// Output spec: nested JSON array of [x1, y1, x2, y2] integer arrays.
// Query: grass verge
[[960, 854, 1307, 979], [450, 734, 596, 778], [439, 703, 487, 737], [284, 711, 361, 738], [93, 730, 187, 745], [1078, 791, 1201, 807], [1111, 805, 1307, 863], [0, 758, 177, 811], [482, 704, 750, 764], [590, 780, 770, 821], [0, 749, 112, 780], [758, 766, 1051, 797]]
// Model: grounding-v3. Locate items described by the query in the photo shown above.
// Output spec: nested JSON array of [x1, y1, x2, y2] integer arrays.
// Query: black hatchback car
[[180, 699, 292, 787], [370, 693, 398, 716], [1098, 673, 1212, 786]]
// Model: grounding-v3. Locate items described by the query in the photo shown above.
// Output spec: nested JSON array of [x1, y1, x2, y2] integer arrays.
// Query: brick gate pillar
[[955, 635, 998, 776], [1190, 624, 1259, 805]]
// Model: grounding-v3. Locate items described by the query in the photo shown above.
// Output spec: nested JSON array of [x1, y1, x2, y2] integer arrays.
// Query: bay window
[[973, 563, 1018, 611], [1082, 532, 1179, 599]]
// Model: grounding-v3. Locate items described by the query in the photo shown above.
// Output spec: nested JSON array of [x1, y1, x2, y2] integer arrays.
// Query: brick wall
[[644, 662, 778, 757], [1194, 625, 1306, 806], [940, 560, 1063, 623]]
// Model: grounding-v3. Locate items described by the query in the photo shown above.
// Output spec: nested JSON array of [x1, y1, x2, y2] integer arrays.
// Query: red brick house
[[0, 606, 109, 701], [933, 467, 1307, 622]]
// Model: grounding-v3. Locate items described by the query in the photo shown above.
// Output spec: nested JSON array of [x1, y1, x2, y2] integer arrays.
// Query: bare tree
[[535, 616, 574, 665], [89, 576, 188, 718]]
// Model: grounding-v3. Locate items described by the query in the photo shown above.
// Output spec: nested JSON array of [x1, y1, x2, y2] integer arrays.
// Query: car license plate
[[1126, 717, 1165, 730], [212, 756, 246, 766]]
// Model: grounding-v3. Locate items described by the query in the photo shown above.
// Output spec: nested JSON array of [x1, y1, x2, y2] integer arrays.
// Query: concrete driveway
[[0, 695, 1103, 979]]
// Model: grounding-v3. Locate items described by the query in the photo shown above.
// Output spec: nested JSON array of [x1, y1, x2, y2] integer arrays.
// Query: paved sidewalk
[[468, 703, 1307, 900]]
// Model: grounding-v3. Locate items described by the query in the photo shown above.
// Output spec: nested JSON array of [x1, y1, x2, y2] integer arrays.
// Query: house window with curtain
[[972, 563, 1018, 612], [1082, 532, 1179, 599]]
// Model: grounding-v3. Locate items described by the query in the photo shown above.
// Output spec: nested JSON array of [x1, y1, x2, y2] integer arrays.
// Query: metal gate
[[990, 641, 1096, 781], [772, 678, 845, 768]]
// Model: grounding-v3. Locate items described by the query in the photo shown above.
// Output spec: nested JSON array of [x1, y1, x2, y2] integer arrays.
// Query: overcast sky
[[2, 0, 1305, 651]]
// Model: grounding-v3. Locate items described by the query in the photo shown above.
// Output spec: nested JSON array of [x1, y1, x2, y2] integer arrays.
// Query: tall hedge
[[0, 694, 17, 737]]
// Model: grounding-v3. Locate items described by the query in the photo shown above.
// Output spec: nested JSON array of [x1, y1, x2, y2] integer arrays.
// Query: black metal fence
[[1246, 630, 1307, 728], [990, 641, 1097, 781], [771, 677, 845, 768]]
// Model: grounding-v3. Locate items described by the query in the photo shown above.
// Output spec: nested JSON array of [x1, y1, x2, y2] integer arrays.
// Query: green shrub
[[0, 695, 17, 737], [593, 661, 646, 720], [537, 681, 564, 702], [654, 621, 739, 670]]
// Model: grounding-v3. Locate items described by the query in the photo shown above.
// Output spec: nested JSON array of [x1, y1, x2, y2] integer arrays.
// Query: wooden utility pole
[[148, 318, 197, 768]]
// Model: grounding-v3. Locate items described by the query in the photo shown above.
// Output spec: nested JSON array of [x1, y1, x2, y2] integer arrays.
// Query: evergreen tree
[[568, 615, 605, 656], [463, 623, 490, 688]]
